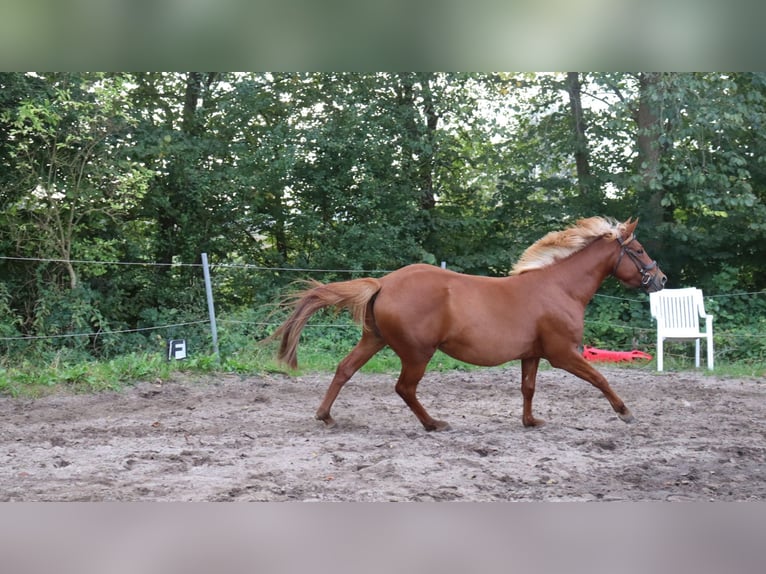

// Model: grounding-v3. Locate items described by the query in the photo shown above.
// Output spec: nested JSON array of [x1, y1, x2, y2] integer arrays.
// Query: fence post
[[201, 253, 220, 364]]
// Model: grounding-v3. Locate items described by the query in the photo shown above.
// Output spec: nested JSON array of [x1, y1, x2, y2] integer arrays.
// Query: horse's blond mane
[[510, 216, 626, 275]]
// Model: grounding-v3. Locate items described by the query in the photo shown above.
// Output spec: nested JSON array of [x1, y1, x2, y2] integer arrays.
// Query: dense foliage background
[[2, 72, 765, 371]]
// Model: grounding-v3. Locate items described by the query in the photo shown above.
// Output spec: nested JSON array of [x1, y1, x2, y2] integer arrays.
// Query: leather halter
[[613, 234, 658, 288]]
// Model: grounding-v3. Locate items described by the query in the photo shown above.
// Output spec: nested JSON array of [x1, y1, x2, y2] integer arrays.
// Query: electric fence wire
[[0, 320, 210, 342], [2, 254, 765, 342]]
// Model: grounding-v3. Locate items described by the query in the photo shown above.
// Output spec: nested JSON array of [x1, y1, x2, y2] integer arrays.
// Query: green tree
[[1, 72, 152, 343], [2, 72, 766, 364], [623, 73, 766, 288]]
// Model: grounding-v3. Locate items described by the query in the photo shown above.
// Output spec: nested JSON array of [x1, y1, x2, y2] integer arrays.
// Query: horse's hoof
[[425, 420, 451, 432], [316, 414, 337, 428], [618, 410, 634, 424], [523, 417, 546, 428]]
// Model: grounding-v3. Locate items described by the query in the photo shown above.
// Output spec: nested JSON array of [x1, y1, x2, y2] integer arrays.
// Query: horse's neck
[[544, 239, 616, 303]]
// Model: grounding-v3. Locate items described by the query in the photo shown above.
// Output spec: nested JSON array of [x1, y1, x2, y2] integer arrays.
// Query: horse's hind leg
[[395, 360, 450, 431], [315, 331, 386, 427]]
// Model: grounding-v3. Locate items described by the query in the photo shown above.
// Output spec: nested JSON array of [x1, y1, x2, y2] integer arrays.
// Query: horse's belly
[[438, 330, 533, 367]]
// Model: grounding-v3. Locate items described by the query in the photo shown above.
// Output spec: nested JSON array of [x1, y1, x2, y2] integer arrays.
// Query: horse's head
[[612, 218, 667, 293]]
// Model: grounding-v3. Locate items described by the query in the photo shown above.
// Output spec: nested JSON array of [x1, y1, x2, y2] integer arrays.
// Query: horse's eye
[[636, 249, 644, 254]]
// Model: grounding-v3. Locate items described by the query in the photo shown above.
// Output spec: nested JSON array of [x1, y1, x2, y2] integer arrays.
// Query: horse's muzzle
[[643, 269, 667, 293]]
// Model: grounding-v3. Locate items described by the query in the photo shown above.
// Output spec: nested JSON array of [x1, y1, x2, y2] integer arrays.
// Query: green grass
[[644, 355, 766, 378], [1, 337, 763, 399], [0, 352, 173, 397], [0, 339, 479, 398]]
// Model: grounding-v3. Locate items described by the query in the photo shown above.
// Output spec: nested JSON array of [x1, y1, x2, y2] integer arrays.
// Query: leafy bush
[[584, 292, 653, 350]]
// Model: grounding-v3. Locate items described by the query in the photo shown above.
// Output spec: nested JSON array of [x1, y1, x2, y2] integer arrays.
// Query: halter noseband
[[613, 234, 657, 288]]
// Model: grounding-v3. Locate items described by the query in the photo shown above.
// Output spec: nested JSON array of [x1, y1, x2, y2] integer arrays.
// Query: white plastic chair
[[649, 287, 714, 371]]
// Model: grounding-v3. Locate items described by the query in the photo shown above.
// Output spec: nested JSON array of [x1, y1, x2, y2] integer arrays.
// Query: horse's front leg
[[521, 357, 545, 427], [551, 351, 634, 423]]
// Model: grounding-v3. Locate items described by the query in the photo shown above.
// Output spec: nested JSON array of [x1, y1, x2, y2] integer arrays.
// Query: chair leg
[[707, 335, 714, 370], [695, 338, 701, 368], [657, 336, 664, 371]]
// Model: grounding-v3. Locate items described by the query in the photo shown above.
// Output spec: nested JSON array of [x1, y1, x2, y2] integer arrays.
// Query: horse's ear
[[624, 217, 639, 235]]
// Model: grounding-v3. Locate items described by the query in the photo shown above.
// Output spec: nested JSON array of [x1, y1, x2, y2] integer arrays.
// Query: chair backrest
[[649, 287, 706, 337]]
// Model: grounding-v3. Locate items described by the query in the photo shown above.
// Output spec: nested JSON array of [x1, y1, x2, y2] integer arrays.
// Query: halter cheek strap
[[613, 234, 658, 287]]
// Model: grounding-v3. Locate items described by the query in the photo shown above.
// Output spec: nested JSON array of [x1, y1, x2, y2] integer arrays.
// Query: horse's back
[[375, 264, 457, 324], [377, 263, 485, 304], [381, 263, 453, 281]]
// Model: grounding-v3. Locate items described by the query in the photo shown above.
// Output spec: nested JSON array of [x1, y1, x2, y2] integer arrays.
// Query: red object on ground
[[582, 345, 653, 363]]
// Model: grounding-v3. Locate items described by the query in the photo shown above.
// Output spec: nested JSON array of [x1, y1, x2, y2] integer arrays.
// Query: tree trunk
[[565, 72, 593, 200], [418, 74, 438, 211], [64, 259, 78, 290], [636, 72, 665, 227], [396, 73, 438, 212], [157, 72, 205, 268]]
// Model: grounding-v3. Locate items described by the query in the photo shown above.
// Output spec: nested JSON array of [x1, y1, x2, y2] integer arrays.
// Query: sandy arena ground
[[1, 365, 764, 501]]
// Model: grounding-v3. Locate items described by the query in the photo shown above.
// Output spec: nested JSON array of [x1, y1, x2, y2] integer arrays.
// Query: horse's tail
[[273, 278, 382, 369]]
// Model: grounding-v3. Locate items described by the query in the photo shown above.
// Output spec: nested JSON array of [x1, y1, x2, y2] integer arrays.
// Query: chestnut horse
[[274, 217, 666, 431]]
